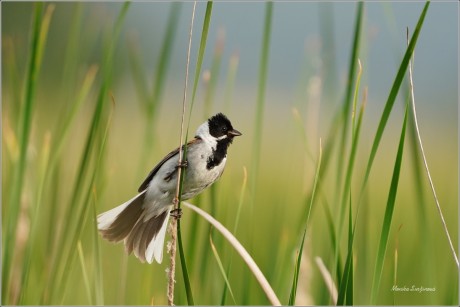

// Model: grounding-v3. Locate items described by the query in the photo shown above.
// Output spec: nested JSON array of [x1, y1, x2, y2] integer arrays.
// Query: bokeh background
[[2, 1, 458, 305]]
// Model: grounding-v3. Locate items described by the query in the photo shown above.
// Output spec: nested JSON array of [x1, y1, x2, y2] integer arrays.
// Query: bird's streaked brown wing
[[138, 138, 201, 192]]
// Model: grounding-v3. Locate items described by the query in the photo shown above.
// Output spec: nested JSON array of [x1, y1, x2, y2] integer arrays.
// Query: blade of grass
[[91, 192, 104, 305], [183, 202, 282, 306], [128, 35, 150, 112], [360, 1, 429, 193], [337, 59, 363, 241], [138, 2, 181, 170], [289, 140, 322, 305], [370, 104, 409, 304], [4, 37, 22, 123], [77, 241, 93, 304], [175, 2, 213, 302], [150, 2, 182, 113], [406, 27, 459, 268], [336, 1, 363, 192], [315, 257, 338, 304], [168, 2, 199, 305], [345, 196, 353, 306], [47, 4, 129, 302], [210, 230, 237, 305], [337, 92, 366, 305], [177, 221, 194, 305], [203, 28, 224, 118], [220, 167, 247, 304], [60, 2, 83, 105], [59, 95, 115, 304], [18, 131, 51, 304], [223, 51, 239, 114], [187, 1, 213, 117], [3, 4, 54, 302], [250, 1, 273, 199], [393, 224, 402, 305]]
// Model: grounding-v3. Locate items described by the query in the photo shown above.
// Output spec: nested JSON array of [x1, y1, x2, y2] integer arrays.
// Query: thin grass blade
[[315, 257, 338, 304], [47, 5, 129, 302], [183, 202, 281, 306], [77, 241, 93, 304], [221, 167, 247, 304], [370, 105, 409, 304], [210, 230, 237, 304], [3, 4, 54, 301], [250, 1, 273, 195], [361, 2, 429, 192], [91, 193, 104, 305], [289, 140, 322, 305], [177, 221, 194, 305], [188, 1, 213, 117]]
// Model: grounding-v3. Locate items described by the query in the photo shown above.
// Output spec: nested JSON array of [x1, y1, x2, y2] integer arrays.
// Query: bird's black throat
[[206, 138, 233, 170]]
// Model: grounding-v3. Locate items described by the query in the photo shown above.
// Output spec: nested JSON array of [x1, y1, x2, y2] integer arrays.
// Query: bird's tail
[[97, 190, 170, 264]]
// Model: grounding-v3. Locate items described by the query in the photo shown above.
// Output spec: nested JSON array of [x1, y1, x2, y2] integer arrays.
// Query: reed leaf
[[3, 4, 54, 301], [370, 105, 409, 304]]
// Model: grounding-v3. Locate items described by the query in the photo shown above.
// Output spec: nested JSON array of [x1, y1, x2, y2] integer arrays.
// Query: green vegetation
[[2, 1, 457, 305]]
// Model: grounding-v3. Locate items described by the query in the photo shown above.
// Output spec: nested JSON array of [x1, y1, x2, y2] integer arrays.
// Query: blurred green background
[[2, 1, 458, 305]]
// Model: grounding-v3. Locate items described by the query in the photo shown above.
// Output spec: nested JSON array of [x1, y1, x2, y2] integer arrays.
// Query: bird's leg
[[176, 159, 188, 169], [170, 207, 183, 219]]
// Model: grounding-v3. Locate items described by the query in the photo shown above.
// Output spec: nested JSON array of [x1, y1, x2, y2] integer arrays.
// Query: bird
[[97, 113, 241, 264]]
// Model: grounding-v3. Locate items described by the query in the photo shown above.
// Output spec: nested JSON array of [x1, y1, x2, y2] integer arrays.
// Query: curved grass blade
[[370, 105, 409, 304], [315, 257, 338, 304], [174, 4, 213, 303], [289, 140, 322, 305], [169, 2, 206, 305], [183, 202, 282, 306], [2, 4, 54, 301], [210, 230, 237, 304], [221, 167, 247, 304], [361, 1, 429, 192]]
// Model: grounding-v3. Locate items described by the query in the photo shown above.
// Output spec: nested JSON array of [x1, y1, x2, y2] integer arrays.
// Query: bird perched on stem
[[98, 113, 241, 264]]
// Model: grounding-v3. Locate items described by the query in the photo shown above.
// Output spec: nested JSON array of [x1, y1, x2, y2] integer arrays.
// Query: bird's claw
[[170, 208, 183, 219], [176, 160, 188, 169]]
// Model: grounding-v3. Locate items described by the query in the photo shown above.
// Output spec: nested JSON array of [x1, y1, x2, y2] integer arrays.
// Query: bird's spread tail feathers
[[97, 191, 170, 264]]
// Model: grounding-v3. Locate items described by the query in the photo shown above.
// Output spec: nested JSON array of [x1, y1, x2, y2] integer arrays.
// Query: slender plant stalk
[[221, 167, 248, 304], [210, 231, 237, 304], [361, 1, 429, 192], [18, 131, 51, 304], [289, 139, 322, 305], [316, 257, 338, 304], [168, 2, 197, 305], [77, 241, 93, 304], [3, 4, 53, 301], [370, 105, 409, 304], [182, 202, 282, 306], [250, 1, 273, 197], [336, 1, 363, 193], [406, 29, 459, 268]]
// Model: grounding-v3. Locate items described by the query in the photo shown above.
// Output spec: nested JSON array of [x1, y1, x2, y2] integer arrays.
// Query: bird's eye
[[221, 127, 228, 133]]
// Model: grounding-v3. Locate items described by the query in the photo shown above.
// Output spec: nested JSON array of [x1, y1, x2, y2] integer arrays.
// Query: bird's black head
[[207, 113, 242, 140]]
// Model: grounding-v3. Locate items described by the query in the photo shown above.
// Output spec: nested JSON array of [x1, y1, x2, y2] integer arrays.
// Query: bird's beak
[[228, 129, 242, 137]]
